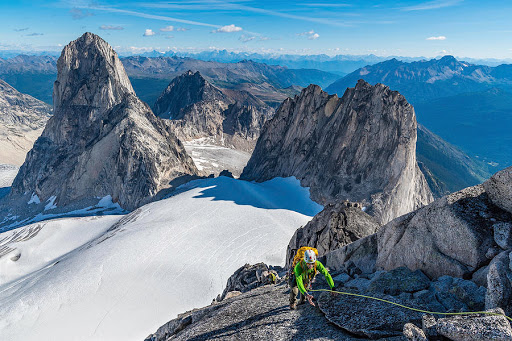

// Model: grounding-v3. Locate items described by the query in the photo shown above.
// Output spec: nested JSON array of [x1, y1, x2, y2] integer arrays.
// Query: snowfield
[[0, 176, 322, 341]]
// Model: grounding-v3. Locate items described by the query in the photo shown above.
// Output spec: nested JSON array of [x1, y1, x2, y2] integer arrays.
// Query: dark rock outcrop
[[241, 81, 433, 224], [286, 202, 379, 268], [152, 70, 273, 153], [1, 33, 198, 226], [0, 79, 52, 165], [217, 263, 280, 301]]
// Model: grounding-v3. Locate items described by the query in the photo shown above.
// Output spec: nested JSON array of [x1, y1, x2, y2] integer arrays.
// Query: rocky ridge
[[0, 32, 198, 230], [152, 70, 274, 153], [241, 80, 433, 224], [0, 79, 52, 165]]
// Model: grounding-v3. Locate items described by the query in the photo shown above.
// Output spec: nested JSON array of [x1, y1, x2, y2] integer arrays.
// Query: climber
[[289, 249, 335, 310]]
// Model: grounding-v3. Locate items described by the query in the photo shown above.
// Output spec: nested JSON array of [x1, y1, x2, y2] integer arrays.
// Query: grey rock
[[471, 265, 489, 288], [146, 284, 359, 341], [376, 184, 512, 279], [344, 277, 371, 292], [0, 79, 52, 166], [483, 166, 512, 215], [325, 233, 378, 274], [421, 314, 438, 338], [219, 263, 275, 301], [1, 33, 199, 225], [402, 323, 427, 341], [241, 81, 433, 224], [317, 288, 423, 338], [367, 267, 430, 296], [485, 251, 512, 315], [286, 203, 379, 268], [487, 246, 501, 259], [333, 272, 351, 283], [494, 222, 512, 249], [436, 308, 512, 341]]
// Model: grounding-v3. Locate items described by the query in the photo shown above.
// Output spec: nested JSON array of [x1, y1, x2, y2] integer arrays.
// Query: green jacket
[[294, 260, 334, 295]]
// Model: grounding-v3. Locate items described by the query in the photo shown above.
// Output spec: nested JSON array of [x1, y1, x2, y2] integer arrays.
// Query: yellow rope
[[310, 288, 512, 322]]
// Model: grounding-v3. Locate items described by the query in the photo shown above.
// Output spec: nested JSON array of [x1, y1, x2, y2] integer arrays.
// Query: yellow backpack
[[290, 247, 319, 286], [292, 246, 318, 269]]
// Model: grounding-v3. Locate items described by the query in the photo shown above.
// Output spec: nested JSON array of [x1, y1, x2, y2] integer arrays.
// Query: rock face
[[376, 184, 512, 279], [0, 79, 52, 165], [484, 166, 512, 215], [4, 33, 198, 217], [241, 80, 433, 224], [217, 263, 280, 301], [152, 70, 273, 153], [286, 202, 379, 268]]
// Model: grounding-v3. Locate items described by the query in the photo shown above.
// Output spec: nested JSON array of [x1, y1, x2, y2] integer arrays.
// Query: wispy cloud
[[160, 25, 174, 32], [301, 3, 352, 7], [426, 36, 447, 40], [176, 27, 189, 32], [143, 29, 156, 36], [239, 34, 256, 43], [14, 28, 29, 32], [26, 33, 44, 36], [402, 0, 462, 11], [213, 24, 242, 33], [139, 2, 351, 27], [298, 30, 320, 40], [100, 25, 124, 30], [79, 5, 219, 28], [69, 7, 94, 19]]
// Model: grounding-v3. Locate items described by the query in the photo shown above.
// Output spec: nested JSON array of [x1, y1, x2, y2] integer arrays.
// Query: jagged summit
[[54, 32, 134, 111], [153, 70, 227, 119], [241, 80, 433, 224], [1, 33, 198, 229]]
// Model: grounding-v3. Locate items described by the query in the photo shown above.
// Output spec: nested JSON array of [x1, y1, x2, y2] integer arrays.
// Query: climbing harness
[[310, 288, 512, 322]]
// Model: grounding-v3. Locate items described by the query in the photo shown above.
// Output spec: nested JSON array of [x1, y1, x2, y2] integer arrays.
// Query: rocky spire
[[241, 80, 433, 224], [4, 33, 198, 222]]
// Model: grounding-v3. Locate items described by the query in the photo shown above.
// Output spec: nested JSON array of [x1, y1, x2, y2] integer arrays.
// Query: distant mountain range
[[326, 55, 512, 168], [0, 55, 338, 107]]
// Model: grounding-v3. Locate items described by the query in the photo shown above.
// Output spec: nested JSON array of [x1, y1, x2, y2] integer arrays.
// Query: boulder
[[436, 308, 512, 341], [483, 166, 512, 215], [376, 184, 512, 279], [403, 323, 427, 341], [325, 233, 378, 274], [219, 263, 279, 301], [485, 251, 512, 315]]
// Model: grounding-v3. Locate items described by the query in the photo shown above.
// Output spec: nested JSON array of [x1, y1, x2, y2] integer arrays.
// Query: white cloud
[[298, 30, 319, 40], [426, 36, 447, 40], [213, 24, 243, 33], [176, 27, 189, 31], [143, 29, 156, 36], [100, 25, 124, 30], [160, 25, 174, 32]]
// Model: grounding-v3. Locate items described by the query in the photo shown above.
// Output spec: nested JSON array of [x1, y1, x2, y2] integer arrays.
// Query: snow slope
[[0, 176, 322, 341], [183, 137, 252, 177]]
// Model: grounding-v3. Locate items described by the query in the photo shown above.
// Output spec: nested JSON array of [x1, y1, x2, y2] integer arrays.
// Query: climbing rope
[[310, 288, 512, 322]]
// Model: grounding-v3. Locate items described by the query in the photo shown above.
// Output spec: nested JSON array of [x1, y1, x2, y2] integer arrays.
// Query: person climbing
[[289, 248, 335, 310]]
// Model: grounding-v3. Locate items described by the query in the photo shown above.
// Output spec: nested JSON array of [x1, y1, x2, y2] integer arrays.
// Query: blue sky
[[1, 0, 511, 58]]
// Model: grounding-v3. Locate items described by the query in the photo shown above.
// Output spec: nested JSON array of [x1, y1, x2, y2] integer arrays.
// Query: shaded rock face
[[241, 80, 433, 224], [376, 184, 512, 279], [485, 251, 512, 316], [286, 202, 379, 268], [0, 79, 52, 165], [152, 71, 273, 153], [6, 33, 198, 214]]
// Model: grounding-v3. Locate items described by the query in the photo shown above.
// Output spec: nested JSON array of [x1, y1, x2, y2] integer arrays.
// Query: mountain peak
[[53, 32, 134, 111], [153, 70, 227, 119]]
